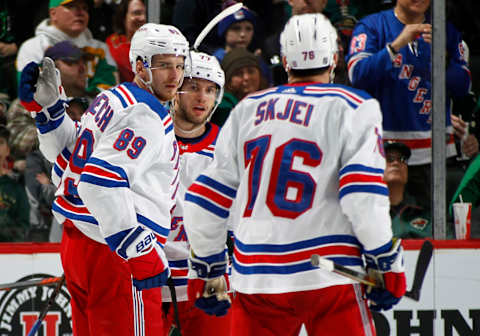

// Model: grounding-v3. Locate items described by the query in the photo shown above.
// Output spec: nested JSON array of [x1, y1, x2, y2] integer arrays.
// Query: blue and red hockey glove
[[19, 57, 67, 127], [364, 238, 407, 311], [113, 226, 170, 291], [187, 250, 231, 317]]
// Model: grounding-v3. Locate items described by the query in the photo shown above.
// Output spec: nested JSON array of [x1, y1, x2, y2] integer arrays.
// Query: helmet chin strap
[[329, 66, 336, 83], [138, 68, 154, 94]]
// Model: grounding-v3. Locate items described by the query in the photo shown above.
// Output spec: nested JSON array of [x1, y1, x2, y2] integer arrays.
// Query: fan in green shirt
[[384, 141, 432, 239]]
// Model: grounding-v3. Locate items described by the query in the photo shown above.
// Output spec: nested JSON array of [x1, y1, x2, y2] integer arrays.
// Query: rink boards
[[0, 240, 479, 336]]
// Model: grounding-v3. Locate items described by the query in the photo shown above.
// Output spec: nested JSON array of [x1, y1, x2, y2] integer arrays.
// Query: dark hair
[[289, 67, 329, 78], [112, 0, 145, 35], [0, 126, 10, 144]]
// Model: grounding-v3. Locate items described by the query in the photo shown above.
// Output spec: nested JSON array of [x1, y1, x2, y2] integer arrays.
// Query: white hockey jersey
[[162, 123, 220, 302], [183, 83, 393, 294], [39, 82, 179, 253]]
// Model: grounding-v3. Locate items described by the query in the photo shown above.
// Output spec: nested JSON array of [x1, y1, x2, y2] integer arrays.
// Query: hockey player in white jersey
[[18, 23, 188, 335], [162, 51, 231, 335], [183, 13, 407, 335]]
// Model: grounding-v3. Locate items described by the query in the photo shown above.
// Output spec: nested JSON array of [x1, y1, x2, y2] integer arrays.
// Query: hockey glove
[[115, 226, 170, 291], [19, 57, 67, 125], [187, 251, 231, 317], [364, 238, 407, 311]]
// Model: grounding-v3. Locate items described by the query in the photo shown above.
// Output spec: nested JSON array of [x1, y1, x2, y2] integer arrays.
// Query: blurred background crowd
[[0, 0, 479, 242]]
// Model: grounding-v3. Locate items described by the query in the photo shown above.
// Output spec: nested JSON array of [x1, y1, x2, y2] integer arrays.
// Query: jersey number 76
[[243, 135, 322, 219]]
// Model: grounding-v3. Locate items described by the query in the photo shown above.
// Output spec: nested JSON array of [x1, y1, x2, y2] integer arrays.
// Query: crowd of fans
[[0, 0, 478, 242]]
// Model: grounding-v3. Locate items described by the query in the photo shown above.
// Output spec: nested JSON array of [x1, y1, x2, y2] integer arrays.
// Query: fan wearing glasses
[[384, 141, 432, 239]]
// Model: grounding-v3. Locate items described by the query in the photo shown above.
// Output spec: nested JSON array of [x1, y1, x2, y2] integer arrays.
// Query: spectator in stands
[[16, 0, 118, 97], [0, 126, 29, 242], [106, 0, 146, 83], [213, 3, 272, 85], [211, 48, 268, 127], [213, 4, 257, 62], [384, 141, 432, 239], [347, 0, 471, 209]]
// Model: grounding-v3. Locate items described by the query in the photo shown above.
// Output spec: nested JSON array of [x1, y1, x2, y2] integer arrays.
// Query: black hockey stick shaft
[[27, 275, 66, 336], [0, 276, 63, 291], [404, 240, 433, 301]]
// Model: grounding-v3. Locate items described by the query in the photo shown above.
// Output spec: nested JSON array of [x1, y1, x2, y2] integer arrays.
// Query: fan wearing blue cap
[[212, 5, 257, 62]]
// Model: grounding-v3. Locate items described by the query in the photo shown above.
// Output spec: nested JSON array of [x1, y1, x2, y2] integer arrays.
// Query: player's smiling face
[[150, 54, 185, 102], [176, 77, 217, 126]]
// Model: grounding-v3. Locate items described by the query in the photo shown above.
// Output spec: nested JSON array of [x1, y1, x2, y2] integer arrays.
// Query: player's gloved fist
[[115, 226, 170, 291], [187, 251, 231, 316], [19, 57, 67, 124], [364, 238, 407, 311]]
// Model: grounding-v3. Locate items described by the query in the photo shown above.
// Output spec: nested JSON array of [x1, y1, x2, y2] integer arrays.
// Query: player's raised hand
[[187, 251, 231, 316], [19, 57, 67, 123], [364, 238, 407, 311]]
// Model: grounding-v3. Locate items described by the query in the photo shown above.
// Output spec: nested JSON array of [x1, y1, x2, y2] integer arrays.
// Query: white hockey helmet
[[183, 51, 225, 117], [129, 23, 189, 73], [280, 13, 338, 71]]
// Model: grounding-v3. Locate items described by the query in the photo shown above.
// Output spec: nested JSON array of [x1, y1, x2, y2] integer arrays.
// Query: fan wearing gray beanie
[[210, 48, 268, 127]]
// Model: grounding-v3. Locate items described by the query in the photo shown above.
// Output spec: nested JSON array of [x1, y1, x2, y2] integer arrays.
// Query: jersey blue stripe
[[36, 115, 65, 134], [53, 164, 63, 178], [339, 185, 389, 199], [169, 259, 188, 268], [235, 235, 361, 253], [79, 174, 129, 188], [329, 257, 364, 267], [105, 228, 130, 252], [52, 203, 98, 224], [61, 147, 71, 158], [165, 123, 174, 134], [339, 164, 384, 176], [172, 278, 188, 286], [197, 151, 214, 158], [196, 175, 237, 198], [233, 257, 363, 275], [65, 195, 82, 204], [137, 214, 170, 237], [111, 88, 128, 108], [88, 157, 129, 182], [185, 193, 230, 218], [233, 259, 314, 275]]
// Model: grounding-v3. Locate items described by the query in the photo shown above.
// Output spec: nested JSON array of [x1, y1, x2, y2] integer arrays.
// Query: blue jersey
[[347, 9, 470, 164]]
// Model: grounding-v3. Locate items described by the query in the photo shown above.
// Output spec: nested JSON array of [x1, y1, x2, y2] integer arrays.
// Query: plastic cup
[[452, 202, 472, 239]]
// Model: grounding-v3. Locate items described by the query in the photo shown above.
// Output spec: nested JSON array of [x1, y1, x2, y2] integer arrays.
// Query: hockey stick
[[310, 239, 434, 302], [167, 277, 182, 336], [193, 3, 243, 50], [27, 274, 66, 336], [310, 254, 384, 288], [404, 240, 433, 301], [0, 276, 63, 291]]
